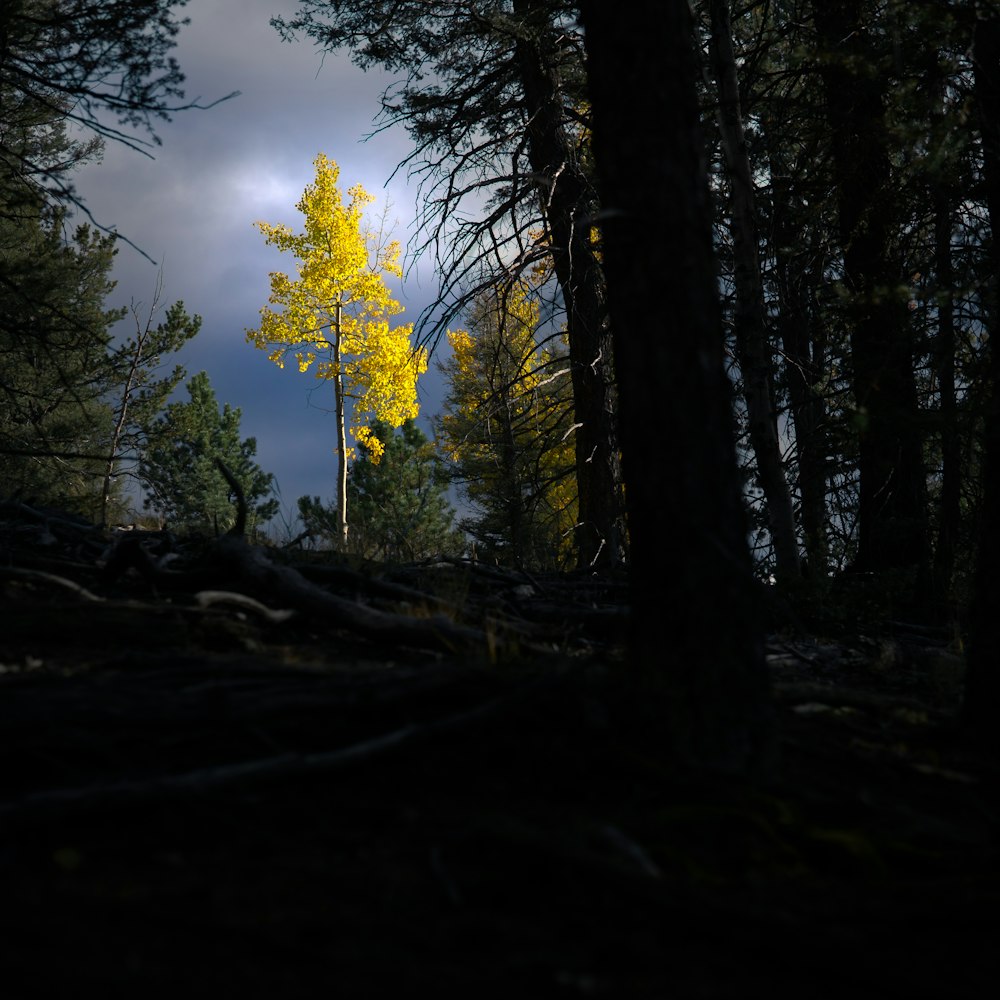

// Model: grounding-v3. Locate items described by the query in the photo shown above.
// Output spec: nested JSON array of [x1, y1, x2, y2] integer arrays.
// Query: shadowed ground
[[1, 517, 997, 996]]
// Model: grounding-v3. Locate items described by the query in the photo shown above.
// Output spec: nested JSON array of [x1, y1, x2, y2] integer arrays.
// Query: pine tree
[[101, 291, 201, 524], [140, 372, 278, 534], [0, 5, 197, 520], [0, 210, 124, 517], [1, 0, 223, 217], [299, 420, 464, 561]]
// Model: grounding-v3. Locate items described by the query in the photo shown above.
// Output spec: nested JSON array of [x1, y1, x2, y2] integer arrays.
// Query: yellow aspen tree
[[246, 153, 428, 545]]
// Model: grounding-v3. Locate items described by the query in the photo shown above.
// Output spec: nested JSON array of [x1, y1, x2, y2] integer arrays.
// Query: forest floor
[[1, 507, 998, 998]]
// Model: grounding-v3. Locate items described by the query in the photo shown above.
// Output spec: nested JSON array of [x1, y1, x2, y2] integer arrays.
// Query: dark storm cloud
[[73, 0, 439, 516]]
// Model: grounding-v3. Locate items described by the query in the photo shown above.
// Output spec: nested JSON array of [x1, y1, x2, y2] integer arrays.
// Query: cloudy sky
[[74, 0, 448, 528]]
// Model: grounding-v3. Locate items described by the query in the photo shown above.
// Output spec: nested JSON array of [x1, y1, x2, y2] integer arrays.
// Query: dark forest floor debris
[[1, 509, 997, 996]]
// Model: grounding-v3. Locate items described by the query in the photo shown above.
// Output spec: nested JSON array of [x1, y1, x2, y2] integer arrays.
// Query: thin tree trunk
[[708, 0, 801, 585], [101, 339, 144, 527], [512, 0, 626, 570], [813, 0, 929, 587], [333, 301, 348, 547], [581, 0, 774, 776], [766, 121, 830, 578]]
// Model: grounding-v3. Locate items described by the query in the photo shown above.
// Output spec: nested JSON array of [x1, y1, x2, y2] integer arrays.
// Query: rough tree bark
[[707, 0, 801, 585], [813, 0, 929, 586], [512, 0, 626, 569], [581, 0, 774, 775]]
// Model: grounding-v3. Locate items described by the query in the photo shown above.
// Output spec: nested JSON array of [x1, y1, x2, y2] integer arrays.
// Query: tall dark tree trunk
[[512, 0, 626, 569], [964, 17, 1000, 750], [813, 0, 929, 587], [774, 222, 830, 581], [708, 0, 801, 585], [762, 104, 831, 579], [581, 0, 774, 776]]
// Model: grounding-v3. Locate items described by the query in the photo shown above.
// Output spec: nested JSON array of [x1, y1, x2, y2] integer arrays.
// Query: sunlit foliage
[[246, 153, 427, 464], [298, 419, 465, 562], [438, 280, 577, 569], [246, 153, 429, 545]]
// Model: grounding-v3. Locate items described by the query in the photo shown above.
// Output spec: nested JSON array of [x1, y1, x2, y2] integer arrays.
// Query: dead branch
[[194, 590, 295, 623], [214, 458, 247, 538], [0, 566, 103, 601], [208, 534, 490, 654]]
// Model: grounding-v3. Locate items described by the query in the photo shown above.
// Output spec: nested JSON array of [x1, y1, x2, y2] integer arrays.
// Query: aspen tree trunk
[[512, 0, 626, 570], [708, 0, 801, 585], [333, 301, 349, 547], [964, 17, 1000, 750], [581, 0, 774, 776]]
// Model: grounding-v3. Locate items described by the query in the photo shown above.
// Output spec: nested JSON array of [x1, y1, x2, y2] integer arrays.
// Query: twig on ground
[[0, 566, 103, 602], [194, 590, 295, 623]]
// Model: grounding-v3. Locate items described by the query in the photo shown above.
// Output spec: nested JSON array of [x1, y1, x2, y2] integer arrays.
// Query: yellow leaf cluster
[[439, 279, 578, 567], [245, 154, 426, 456]]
